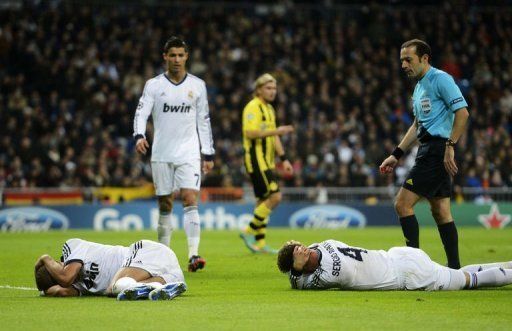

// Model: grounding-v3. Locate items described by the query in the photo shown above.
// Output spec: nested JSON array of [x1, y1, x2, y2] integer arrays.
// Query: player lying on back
[[35, 238, 186, 301], [277, 240, 512, 291]]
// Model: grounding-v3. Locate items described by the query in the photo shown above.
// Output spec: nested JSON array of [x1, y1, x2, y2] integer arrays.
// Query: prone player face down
[[34, 254, 166, 297]]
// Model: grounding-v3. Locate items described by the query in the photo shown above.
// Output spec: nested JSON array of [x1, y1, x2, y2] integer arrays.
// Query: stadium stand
[[1, 1, 511, 199]]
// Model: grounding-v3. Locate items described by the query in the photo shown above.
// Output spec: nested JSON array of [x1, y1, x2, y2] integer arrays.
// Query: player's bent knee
[[158, 198, 173, 212], [180, 190, 198, 207], [181, 196, 197, 207]]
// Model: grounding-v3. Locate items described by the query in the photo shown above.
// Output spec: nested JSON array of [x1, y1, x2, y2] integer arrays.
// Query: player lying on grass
[[35, 238, 186, 301], [277, 239, 512, 291]]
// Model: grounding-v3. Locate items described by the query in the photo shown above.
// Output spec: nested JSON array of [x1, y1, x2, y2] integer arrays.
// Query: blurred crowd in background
[[1, 1, 511, 194]]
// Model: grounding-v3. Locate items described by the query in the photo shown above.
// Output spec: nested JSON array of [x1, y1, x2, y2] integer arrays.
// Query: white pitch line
[[0, 285, 38, 291]]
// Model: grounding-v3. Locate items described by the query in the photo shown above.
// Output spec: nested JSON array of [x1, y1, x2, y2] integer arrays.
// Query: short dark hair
[[35, 265, 57, 291], [401, 39, 431, 63], [277, 243, 301, 273], [163, 36, 189, 53]]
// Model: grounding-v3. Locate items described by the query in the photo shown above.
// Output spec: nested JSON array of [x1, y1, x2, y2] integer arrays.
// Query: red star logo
[[478, 204, 511, 229]]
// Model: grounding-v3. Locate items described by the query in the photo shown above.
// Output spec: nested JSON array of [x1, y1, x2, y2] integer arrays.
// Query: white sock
[[469, 268, 512, 288], [145, 282, 164, 290], [111, 277, 166, 295], [184, 206, 200, 258], [444, 269, 467, 290], [158, 211, 172, 246], [461, 261, 512, 273], [112, 277, 136, 294]]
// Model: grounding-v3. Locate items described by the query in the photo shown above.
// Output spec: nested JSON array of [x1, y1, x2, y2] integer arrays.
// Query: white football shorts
[[388, 247, 465, 291], [123, 240, 185, 284], [151, 161, 201, 196]]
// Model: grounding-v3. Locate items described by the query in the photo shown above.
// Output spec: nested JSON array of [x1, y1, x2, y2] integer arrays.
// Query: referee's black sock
[[438, 221, 461, 269], [399, 215, 419, 248]]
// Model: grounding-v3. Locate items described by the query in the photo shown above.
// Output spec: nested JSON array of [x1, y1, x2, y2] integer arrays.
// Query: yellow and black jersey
[[242, 97, 277, 173]]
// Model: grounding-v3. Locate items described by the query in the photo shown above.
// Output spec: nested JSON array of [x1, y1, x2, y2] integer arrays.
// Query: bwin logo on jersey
[[163, 103, 191, 113], [289, 205, 367, 229]]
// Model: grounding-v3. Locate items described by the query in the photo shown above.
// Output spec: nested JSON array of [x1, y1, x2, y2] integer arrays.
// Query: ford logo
[[290, 205, 366, 229], [0, 207, 69, 232]]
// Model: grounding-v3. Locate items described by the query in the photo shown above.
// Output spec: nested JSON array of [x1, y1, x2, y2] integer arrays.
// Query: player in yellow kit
[[240, 73, 294, 253]]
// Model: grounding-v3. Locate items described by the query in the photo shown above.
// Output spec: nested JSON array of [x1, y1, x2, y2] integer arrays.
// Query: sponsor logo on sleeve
[[289, 205, 367, 229], [0, 207, 69, 232]]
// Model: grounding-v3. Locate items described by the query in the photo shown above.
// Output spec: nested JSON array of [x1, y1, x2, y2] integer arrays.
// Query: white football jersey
[[289, 240, 400, 290], [62, 239, 129, 295], [133, 73, 215, 163]]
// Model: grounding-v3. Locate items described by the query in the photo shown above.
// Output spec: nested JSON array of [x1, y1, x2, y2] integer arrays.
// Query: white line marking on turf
[[0, 285, 38, 291]]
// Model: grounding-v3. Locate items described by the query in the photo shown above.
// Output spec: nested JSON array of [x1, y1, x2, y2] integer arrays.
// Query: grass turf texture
[[1, 228, 511, 330]]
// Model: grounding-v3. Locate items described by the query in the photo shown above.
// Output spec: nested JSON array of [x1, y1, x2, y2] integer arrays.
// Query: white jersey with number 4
[[289, 240, 399, 290], [62, 238, 129, 295], [133, 73, 215, 163], [289, 240, 457, 291]]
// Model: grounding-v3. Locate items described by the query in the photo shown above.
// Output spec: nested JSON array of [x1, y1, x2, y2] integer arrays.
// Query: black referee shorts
[[402, 138, 452, 199], [249, 168, 280, 200]]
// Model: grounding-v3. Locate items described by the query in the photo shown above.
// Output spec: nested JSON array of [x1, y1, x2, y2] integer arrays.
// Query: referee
[[240, 73, 294, 253], [380, 39, 469, 269]]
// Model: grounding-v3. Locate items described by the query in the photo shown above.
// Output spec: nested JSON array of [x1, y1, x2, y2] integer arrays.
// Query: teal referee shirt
[[412, 67, 468, 139]]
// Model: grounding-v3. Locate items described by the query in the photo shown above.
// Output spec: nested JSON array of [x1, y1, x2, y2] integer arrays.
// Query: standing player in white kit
[[277, 240, 512, 291], [133, 36, 215, 272]]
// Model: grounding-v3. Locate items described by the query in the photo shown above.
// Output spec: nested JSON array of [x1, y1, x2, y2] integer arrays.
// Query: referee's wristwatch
[[446, 138, 456, 147]]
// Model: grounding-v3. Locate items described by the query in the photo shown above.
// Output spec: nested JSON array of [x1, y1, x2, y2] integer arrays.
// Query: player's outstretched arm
[[379, 119, 418, 174], [44, 285, 79, 297], [245, 125, 294, 139]]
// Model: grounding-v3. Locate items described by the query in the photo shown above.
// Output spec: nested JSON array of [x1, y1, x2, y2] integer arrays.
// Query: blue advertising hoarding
[[0, 202, 399, 232]]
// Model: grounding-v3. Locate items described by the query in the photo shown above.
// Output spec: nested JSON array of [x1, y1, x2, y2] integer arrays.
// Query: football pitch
[[1, 227, 511, 330]]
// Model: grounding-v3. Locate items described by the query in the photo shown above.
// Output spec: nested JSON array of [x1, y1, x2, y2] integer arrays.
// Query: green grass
[[1, 228, 511, 330]]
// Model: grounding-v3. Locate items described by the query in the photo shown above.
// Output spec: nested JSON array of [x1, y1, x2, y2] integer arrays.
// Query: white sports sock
[[470, 268, 512, 288], [145, 282, 164, 290], [158, 211, 172, 246], [112, 277, 136, 294], [112, 277, 164, 295], [461, 261, 512, 273], [444, 269, 467, 290], [184, 206, 200, 258]]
